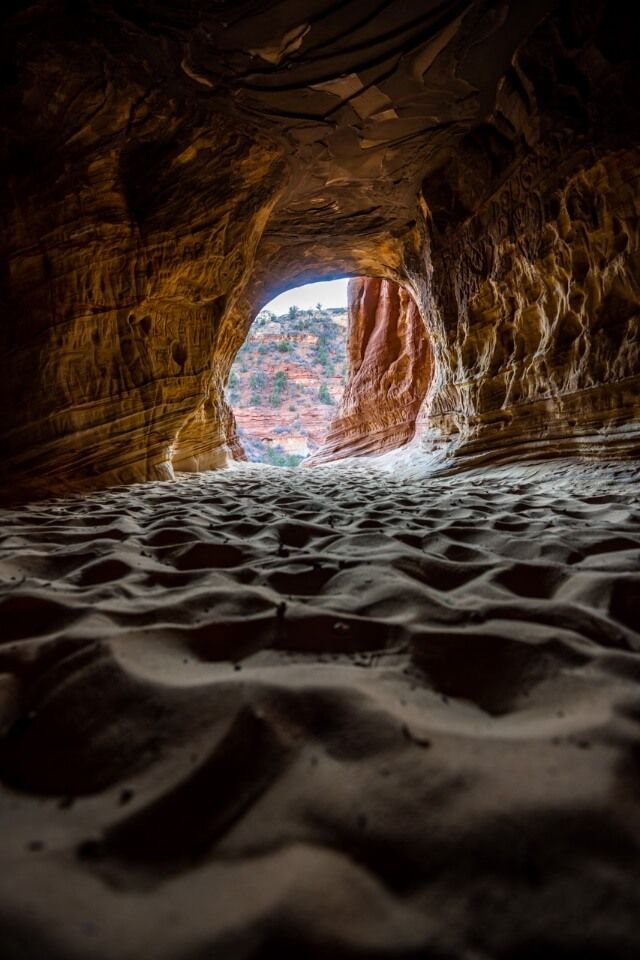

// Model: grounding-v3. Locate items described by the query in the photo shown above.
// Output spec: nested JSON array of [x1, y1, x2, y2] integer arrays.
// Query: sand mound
[[1, 459, 639, 958]]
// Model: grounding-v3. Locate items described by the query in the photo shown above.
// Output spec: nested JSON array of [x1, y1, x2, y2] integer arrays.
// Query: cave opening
[[227, 279, 350, 467], [226, 276, 433, 468], [3, 2, 640, 954]]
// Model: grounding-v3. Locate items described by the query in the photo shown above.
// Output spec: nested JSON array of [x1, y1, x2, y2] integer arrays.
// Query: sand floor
[[1, 458, 640, 959]]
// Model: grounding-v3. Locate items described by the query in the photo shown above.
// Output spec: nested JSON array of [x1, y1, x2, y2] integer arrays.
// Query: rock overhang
[[0, 0, 639, 497]]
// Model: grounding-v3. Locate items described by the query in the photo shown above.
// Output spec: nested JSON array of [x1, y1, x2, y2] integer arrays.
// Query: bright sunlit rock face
[[226, 276, 430, 468], [308, 278, 432, 464]]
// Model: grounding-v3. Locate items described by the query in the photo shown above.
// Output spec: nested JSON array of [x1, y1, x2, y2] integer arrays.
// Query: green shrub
[[277, 340, 292, 353], [249, 371, 266, 392], [264, 446, 304, 468], [315, 337, 329, 367], [318, 383, 332, 404]]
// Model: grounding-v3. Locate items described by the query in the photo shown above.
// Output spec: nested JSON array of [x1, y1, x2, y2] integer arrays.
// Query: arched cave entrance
[[225, 276, 433, 468], [227, 279, 350, 466]]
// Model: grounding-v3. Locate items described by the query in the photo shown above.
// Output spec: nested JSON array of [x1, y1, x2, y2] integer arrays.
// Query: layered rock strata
[[1, 1, 639, 496], [307, 278, 432, 464], [227, 308, 348, 463]]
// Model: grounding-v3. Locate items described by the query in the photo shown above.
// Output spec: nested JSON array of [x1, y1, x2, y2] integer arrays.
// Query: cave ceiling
[[3, 0, 556, 286], [1, 0, 638, 496]]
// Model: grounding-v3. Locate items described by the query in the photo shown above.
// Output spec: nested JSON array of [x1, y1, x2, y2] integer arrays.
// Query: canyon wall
[[1, 2, 639, 497], [307, 279, 431, 464], [229, 309, 348, 464]]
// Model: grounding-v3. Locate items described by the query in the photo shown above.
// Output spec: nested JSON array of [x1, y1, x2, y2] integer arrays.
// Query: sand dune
[[1, 458, 640, 958]]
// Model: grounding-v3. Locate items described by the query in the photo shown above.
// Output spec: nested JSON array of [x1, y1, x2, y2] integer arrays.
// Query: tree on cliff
[[318, 383, 332, 405], [270, 370, 288, 406], [315, 333, 331, 372], [288, 305, 299, 319]]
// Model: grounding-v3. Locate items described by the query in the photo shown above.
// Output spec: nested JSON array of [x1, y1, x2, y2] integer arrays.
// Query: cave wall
[[411, 6, 640, 464], [307, 278, 431, 464], [0, 56, 284, 495], [417, 149, 640, 465], [0, 1, 638, 496]]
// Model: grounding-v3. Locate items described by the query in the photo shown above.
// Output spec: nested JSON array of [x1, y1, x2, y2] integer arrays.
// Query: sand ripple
[[0, 459, 639, 958]]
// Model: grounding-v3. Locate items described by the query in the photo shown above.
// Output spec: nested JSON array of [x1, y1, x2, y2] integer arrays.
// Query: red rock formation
[[236, 407, 336, 457], [227, 309, 348, 461], [0, 2, 639, 497], [307, 279, 432, 464]]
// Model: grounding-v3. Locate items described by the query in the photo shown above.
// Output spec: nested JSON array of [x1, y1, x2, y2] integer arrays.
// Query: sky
[[263, 278, 349, 314]]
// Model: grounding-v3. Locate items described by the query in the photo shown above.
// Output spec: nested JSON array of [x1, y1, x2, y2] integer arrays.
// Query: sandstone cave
[[226, 278, 352, 467], [1, 2, 639, 958], [228, 276, 430, 467]]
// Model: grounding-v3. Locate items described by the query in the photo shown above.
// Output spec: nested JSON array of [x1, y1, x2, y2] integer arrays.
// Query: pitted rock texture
[[417, 149, 640, 466], [0, 1, 639, 496], [307, 278, 432, 464], [410, 5, 640, 465]]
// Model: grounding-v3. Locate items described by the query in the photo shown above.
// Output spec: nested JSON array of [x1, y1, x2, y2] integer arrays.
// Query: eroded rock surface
[[308, 278, 432, 463], [0, 1, 639, 495], [418, 145, 640, 465]]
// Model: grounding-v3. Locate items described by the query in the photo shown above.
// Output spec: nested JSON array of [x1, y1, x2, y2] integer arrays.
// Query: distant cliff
[[227, 307, 348, 466]]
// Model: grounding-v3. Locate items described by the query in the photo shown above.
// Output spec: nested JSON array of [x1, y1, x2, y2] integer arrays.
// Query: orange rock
[[1, 1, 639, 498], [307, 279, 432, 464], [418, 148, 640, 467]]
